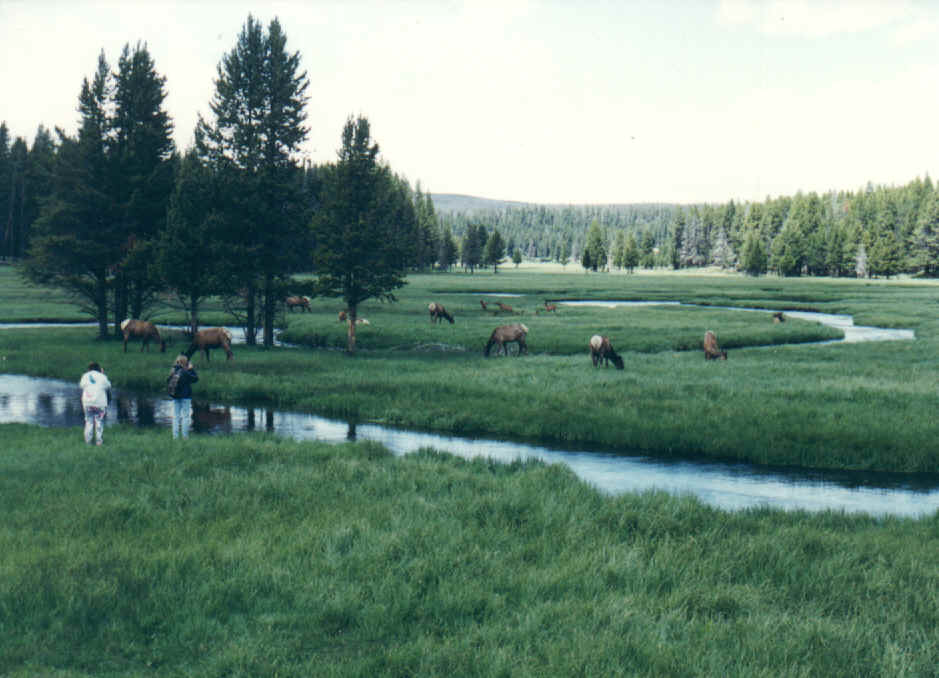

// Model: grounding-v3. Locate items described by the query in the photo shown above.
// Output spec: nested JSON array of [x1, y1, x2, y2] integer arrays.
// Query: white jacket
[[80, 370, 112, 410]]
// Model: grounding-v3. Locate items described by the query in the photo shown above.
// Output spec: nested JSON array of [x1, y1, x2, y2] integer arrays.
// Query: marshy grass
[[1, 425, 936, 677]]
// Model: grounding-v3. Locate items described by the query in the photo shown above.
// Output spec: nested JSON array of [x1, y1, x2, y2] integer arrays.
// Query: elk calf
[[703, 330, 727, 360]]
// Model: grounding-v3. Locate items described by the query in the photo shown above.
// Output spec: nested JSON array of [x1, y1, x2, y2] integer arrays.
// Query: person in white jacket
[[79, 362, 112, 445]]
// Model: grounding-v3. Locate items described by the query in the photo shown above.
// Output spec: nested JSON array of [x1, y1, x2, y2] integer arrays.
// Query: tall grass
[[1, 425, 936, 677]]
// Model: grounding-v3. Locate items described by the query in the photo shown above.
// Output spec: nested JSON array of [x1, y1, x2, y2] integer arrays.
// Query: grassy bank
[[1, 425, 936, 677], [2, 269, 938, 472]]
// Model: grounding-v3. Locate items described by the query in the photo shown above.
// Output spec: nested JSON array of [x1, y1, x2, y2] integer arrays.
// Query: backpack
[[167, 369, 183, 398]]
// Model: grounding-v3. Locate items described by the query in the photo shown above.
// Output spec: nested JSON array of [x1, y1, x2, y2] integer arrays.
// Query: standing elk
[[286, 295, 311, 312], [544, 300, 558, 312], [589, 334, 624, 369], [480, 299, 488, 311], [120, 319, 165, 353], [338, 310, 348, 323], [772, 311, 785, 323], [484, 323, 529, 357], [703, 330, 727, 360], [185, 327, 234, 362], [428, 302, 454, 324], [495, 301, 515, 313]]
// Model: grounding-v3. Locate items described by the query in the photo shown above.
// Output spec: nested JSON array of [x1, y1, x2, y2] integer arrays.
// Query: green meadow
[[2, 265, 938, 676], [0, 425, 936, 677], [2, 265, 938, 471]]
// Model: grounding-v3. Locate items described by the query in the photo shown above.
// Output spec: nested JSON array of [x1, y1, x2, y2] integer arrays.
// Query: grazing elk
[[120, 319, 165, 353], [495, 301, 515, 313], [286, 295, 311, 312], [185, 327, 234, 362], [772, 311, 785, 323], [544, 300, 558, 312], [703, 330, 727, 360], [484, 323, 529, 357], [480, 299, 488, 311], [589, 334, 624, 369], [428, 302, 454, 324]]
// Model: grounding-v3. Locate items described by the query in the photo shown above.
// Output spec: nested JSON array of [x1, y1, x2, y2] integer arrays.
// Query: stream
[[1, 308, 934, 518]]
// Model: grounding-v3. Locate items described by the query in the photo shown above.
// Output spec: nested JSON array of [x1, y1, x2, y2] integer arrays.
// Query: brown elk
[[772, 311, 785, 323], [703, 330, 727, 360], [544, 300, 558, 312], [484, 323, 529, 357], [495, 301, 515, 313], [480, 299, 488, 311], [120, 319, 165, 353], [286, 295, 311, 312], [185, 327, 234, 362], [428, 302, 454, 324], [589, 334, 624, 369], [338, 310, 348, 323]]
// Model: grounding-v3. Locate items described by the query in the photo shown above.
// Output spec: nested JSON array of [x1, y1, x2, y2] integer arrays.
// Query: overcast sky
[[2, 0, 938, 205]]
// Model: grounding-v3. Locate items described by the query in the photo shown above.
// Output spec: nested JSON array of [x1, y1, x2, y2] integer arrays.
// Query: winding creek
[[2, 306, 935, 518]]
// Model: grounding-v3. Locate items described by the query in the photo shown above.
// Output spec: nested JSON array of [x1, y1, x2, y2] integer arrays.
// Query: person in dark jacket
[[168, 354, 198, 439]]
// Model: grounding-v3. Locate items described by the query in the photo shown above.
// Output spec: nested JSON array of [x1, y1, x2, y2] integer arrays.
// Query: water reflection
[[1, 373, 937, 518]]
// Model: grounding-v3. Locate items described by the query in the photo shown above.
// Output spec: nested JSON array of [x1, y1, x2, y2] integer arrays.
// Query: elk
[[484, 323, 529, 357], [544, 300, 558, 312], [185, 327, 234, 362], [703, 330, 727, 360], [495, 301, 515, 313], [120, 319, 165, 353], [286, 296, 311, 312], [589, 335, 624, 369], [428, 302, 454, 324], [772, 311, 785, 323], [338, 310, 348, 323], [480, 299, 488, 311]]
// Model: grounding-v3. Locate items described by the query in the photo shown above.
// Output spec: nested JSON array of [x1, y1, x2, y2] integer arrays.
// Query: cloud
[[717, 0, 937, 41]]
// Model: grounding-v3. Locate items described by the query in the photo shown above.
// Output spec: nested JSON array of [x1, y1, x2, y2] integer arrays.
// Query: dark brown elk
[[544, 300, 558, 312], [428, 302, 454, 324], [185, 327, 234, 362], [338, 310, 348, 323], [772, 311, 785, 323], [484, 323, 529, 357], [589, 334, 624, 369], [703, 330, 727, 360], [120, 319, 165, 353], [286, 295, 311, 312], [480, 299, 488, 310], [495, 301, 514, 313]]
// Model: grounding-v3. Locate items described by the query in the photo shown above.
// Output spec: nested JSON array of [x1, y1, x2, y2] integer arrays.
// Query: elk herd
[[118, 294, 761, 368]]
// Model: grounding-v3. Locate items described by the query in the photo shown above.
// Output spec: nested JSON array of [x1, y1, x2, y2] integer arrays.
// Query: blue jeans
[[172, 398, 191, 439]]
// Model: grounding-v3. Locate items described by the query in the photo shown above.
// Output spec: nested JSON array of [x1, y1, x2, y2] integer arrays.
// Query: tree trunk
[[262, 274, 275, 348], [189, 295, 199, 336], [95, 272, 109, 340], [244, 282, 257, 346], [346, 303, 357, 353]]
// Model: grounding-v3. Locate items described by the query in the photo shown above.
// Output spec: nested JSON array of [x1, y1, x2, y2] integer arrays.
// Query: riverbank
[[1, 425, 936, 677]]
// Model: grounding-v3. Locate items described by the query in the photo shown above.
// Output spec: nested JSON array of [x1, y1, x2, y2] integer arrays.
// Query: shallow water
[[2, 373, 937, 518]]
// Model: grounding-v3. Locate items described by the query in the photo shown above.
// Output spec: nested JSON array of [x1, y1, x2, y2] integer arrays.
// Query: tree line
[[435, 177, 939, 278], [0, 15, 443, 352]]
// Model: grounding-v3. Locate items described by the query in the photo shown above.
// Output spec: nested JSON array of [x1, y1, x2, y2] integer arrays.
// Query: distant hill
[[430, 193, 532, 213]]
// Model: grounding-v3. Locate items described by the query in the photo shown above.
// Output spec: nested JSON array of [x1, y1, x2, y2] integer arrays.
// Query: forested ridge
[[434, 175, 939, 278]]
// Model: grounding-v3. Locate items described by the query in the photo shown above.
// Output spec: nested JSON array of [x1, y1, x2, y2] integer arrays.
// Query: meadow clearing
[[1, 264, 937, 676]]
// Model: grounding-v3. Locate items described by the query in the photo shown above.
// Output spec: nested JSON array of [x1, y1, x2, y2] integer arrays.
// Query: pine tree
[[622, 232, 639, 273], [583, 218, 606, 271], [196, 15, 310, 346], [710, 226, 736, 269], [910, 190, 939, 276], [437, 224, 458, 271], [483, 228, 506, 273], [740, 229, 767, 276], [311, 116, 413, 352]]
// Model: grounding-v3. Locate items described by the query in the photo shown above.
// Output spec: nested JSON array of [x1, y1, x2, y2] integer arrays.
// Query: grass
[[2, 268, 939, 471], [1, 424, 936, 677]]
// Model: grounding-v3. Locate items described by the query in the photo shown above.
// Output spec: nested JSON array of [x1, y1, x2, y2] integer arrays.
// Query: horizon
[[3, 1, 938, 205]]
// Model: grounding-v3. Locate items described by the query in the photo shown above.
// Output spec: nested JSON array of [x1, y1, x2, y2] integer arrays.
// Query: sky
[[2, 0, 938, 205]]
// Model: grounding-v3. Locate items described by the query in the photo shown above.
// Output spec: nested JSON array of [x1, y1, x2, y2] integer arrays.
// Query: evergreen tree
[[910, 189, 939, 276], [512, 247, 522, 267], [437, 224, 458, 271], [740, 229, 767, 276], [311, 115, 412, 353], [110, 42, 176, 328], [483, 228, 506, 273], [855, 241, 869, 278], [583, 218, 606, 271], [560, 238, 571, 267], [611, 230, 626, 270], [159, 150, 226, 335], [710, 226, 736, 269], [668, 209, 685, 270], [21, 126, 57, 259], [622, 232, 639, 273], [196, 15, 310, 347], [0, 123, 9, 259], [638, 229, 656, 269], [461, 222, 484, 273], [23, 53, 119, 338]]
